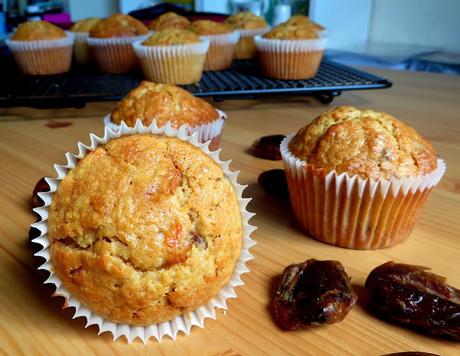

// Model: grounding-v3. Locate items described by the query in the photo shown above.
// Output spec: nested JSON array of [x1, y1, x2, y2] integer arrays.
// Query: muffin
[[87, 14, 148, 73], [281, 106, 446, 249], [285, 15, 326, 35], [70, 17, 100, 64], [148, 12, 190, 31], [190, 20, 239, 71], [133, 28, 209, 85], [225, 11, 269, 59], [107, 81, 226, 150], [255, 22, 326, 80], [6, 21, 74, 75]]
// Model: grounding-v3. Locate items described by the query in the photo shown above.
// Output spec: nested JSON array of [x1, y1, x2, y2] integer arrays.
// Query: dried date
[[251, 134, 286, 160], [365, 261, 460, 341], [31, 177, 49, 208], [258, 169, 289, 199], [272, 259, 357, 330]]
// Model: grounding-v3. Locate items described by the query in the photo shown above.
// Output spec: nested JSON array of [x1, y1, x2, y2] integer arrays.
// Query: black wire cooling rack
[[0, 55, 391, 108]]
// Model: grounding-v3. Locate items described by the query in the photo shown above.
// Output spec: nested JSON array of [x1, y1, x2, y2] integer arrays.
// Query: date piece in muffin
[[48, 134, 243, 325], [148, 12, 190, 31]]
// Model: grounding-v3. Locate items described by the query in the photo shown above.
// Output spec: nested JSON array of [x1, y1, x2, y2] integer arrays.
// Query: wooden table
[[1, 68, 459, 355]]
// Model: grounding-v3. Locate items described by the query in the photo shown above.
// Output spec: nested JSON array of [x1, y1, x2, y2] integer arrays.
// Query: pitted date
[[258, 169, 289, 199], [31, 177, 49, 208], [365, 261, 460, 341], [251, 134, 285, 160], [272, 259, 357, 330]]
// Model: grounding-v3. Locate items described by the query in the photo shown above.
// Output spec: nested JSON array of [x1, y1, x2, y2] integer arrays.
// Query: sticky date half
[[365, 261, 460, 341], [272, 259, 357, 330]]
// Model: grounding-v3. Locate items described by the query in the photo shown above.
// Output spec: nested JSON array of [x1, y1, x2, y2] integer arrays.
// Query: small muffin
[[48, 134, 243, 325], [285, 15, 325, 33], [281, 106, 445, 249], [225, 11, 269, 59], [109, 81, 225, 150], [255, 22, 325, 80], [7, 21, 73, 75], [88, 14, 148, 73], [133, 29, 209, 85], [70, 17, 101, 64], [148, 12, 190, 31], [190, 20, 238, 71]]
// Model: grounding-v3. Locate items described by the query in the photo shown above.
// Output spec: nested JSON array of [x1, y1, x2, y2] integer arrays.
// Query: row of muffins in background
[[6, 11, 327, 82]]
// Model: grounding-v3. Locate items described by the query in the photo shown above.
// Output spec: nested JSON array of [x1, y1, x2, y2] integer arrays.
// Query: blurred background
[[0, 0, 459, 74]]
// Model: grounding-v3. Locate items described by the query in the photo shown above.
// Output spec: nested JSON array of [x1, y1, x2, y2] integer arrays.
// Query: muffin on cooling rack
[[148, 12, 190, 31], [88, 14, 148, 73], [70, 17, 100, 64], [6, 21, 74, 75], [281, 106, 446, 249], [107, 81, 226, 150], [133, 28, 209, 85], [255, 22, 326, 80], [225, 11, 269, 59], [190, 20, 239, 71]]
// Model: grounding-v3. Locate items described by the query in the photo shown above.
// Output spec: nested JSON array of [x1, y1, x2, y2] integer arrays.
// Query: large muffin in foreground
[[109, 81, 225, 150], [48, 134, 243, 325], [281, 106, 445, 249], [88, 14, 148, 73], [7, 21, 73, 75], [148, 12, 190, 31], [70, 17, 100, 64]]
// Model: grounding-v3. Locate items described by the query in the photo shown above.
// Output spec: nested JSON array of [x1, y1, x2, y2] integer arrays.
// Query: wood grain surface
[[0, 68, 459, 355]]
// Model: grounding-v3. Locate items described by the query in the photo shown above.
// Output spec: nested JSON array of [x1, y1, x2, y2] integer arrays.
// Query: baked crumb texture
[[89, 14, 148, 38], [12, 21, 67, 41], [48, 134, 243, 325]]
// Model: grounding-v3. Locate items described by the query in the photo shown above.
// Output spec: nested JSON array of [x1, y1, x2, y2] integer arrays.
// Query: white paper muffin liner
[[31, 121, 257, 342], [6, 33, 74, 75], [103, 109, 226, 144], [133, 39, 209, 85], [254, 35, 327, 53], [200, 32, 240, 71], [281, 133, 446, 249], [237, 27, 271, 39], [72, 31, 90, 64]]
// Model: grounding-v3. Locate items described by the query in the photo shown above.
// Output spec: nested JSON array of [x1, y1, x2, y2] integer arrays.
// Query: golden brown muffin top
[[48, 134, 243, 325], [289, 106, 438, 180], [141, 28, 201, 46], [147, 12, 190, 31], [70, 17, 101, 32], [11, 21, 66, 41], [190, 20, 233, 35], [89, 14, 148, 38], [264, 23, 318, 40], [285, 15, 325, 31], [112, 81, 219, 127], [225, 11, 268, 30]]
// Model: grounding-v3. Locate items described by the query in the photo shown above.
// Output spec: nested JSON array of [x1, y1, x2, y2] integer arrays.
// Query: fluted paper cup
[[72, 32, 91, 64], [6, 33, 74, 75], [103, 109, 227, 150], [31, 120, 256, 343], [133, 39, 209, 85], [200, 32, 239, 71], [281, 133, 446, 249], [234, 27, 270, 59], [87, 35, 147, 73], [254, 35, 326, 80]]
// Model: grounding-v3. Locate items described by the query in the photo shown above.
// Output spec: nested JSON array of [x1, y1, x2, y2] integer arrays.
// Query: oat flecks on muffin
[[289, 106, 438, 180], [190, 20, 233, 35], [285, 15, 325, 31], [70, 17, 101, 32], [48, 134, 243, 325], [225, 11, 268, 30], [264, 23, 318, 40], [89, 13, 148, 38], [148, 12, 190, 31], [111, 81, 219, 127], [11, 21, 67, 41], [142, 28, 201, 46]]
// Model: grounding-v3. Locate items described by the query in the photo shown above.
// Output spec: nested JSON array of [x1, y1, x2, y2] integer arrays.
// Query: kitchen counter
[[0, 67, 459, 355]]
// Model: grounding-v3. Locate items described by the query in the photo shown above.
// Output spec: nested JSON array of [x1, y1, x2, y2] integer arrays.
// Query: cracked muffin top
[[48, 134, 243, 325], [89, 14, 148, 38], [147, 12, 190, 31], [225, 11, 268, 30], [111, 81, 219, 127], [288, 106, 438, 180], [190, 20, 233, 35], [285, 15, 325, 31], [70, 17, 101, 32], [11, 21, 67, 41], [141, 28, 201, 46], [264, 23, 318, 40]]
